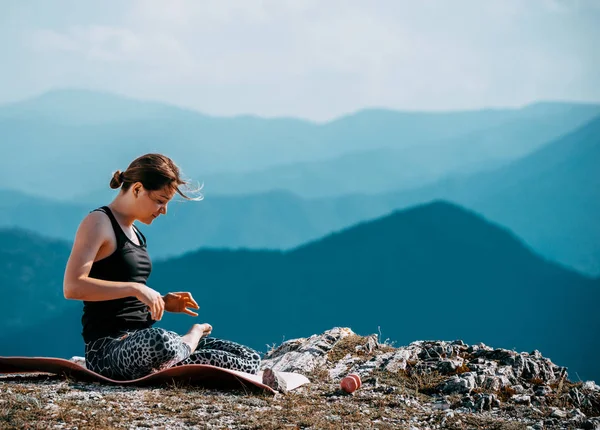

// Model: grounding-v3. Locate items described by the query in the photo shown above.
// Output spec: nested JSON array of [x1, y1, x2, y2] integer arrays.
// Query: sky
[[1, 0, 599, 120]]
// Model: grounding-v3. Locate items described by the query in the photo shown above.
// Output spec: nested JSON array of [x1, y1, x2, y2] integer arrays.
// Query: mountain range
[[380, 114, 600, 275], [2, 112, 599, 276], [1, 201, 598, 382], [2, 90, 600, 200], [174, 102, 600, 198]]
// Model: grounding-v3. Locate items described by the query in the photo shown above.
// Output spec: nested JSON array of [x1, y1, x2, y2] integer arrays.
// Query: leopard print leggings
[[85, 327, 261, 381]]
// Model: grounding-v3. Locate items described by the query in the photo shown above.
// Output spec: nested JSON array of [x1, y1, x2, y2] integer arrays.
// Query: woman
[[63, 153, 263, 382]]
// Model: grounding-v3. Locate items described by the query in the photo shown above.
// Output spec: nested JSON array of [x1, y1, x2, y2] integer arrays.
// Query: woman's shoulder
[[77, 208, 114, 240]]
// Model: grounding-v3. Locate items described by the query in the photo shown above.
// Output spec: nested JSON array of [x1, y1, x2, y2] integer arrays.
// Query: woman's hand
[[163, 292, 200, 316], [133, 284, 165, 321]]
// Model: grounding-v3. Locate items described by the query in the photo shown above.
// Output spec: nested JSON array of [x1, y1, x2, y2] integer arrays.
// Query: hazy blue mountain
[[193, 102, 600, 198], [0, 191, 89, 242], [460, 114, 600, 276], [3, 113, 600, 274], [0, 229, 74, 329], [375, 114, 600, 276], [1, 202, 598, 382], [3, 89, 600, 200], [192, 147, 503, 198], [0, 89, 201, 125], [1, 113, 598, 276]]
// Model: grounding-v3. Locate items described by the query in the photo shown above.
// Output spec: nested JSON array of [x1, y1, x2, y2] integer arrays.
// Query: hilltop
[[1, 328, 599, 429]]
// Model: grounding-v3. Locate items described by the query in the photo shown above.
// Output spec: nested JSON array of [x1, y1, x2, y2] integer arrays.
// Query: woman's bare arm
[[63, 211, 141, 301]]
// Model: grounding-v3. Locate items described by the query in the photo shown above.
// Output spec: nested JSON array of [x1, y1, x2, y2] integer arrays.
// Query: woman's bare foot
[[181, 323, 212, 352]]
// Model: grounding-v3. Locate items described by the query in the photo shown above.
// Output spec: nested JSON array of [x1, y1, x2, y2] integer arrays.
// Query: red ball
[[340, 374, 361, 393]]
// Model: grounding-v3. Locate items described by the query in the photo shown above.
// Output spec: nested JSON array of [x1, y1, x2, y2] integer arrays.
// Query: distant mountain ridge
[[2, 89, 600, 200], [0, 89, 205, 125], [379, 114, 600, 275], [0, 228, 74, 330], [1, 115, 599, 276], [193, 102, 600, 198], [1, 116, 599, 276], [2, 91, 599, 275], [1, 201, 598, 382]]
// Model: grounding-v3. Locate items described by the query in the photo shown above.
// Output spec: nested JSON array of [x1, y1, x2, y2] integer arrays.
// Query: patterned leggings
[[85, 327, 261, 381]]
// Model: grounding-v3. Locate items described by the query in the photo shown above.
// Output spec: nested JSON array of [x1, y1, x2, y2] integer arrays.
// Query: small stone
[[534, 385, 552, 396], [431, 402, 451, 411], [437, 359, 462, 374], [512, 384, 526, 394], [568, 408, 586, 420], [583, 381, 600, 392], [440, 373, 476, 394], [473, 393, 497, 412], [582, 417, 600, 429], [511, 394, 531, 405]]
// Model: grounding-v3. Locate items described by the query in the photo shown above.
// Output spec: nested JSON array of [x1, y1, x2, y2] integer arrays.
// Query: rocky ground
[[1, 327, 599, 429]]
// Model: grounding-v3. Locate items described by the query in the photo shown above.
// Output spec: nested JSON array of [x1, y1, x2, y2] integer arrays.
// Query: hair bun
[[110, 170, 124, 189]]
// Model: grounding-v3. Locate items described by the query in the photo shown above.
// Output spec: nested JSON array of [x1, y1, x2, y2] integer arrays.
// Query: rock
[[431, 401, 451, 411], [357, 335, 378, 354], [512, 384, 526, 394], [583, 381, 600, 392], [582, 417, 600, 430], [534, 385, 552, 396], [495, 365, 517, 384], [473, 393, 499, 412], [437, 358, 464, 374], [440, 373, 476, 394], [418, 342, 458, 360], [382, 349, 418, 373], [474, 348, 518, 366], [568, 408, 586, 420], [261, 327, 354, 373], [511, 394, 531, 405], [569, 387, 584, 407], [485, 375, 511, 391], [459, 395, 475, 410], [509, 353, 559, 383], [172, 327, 596, 428]]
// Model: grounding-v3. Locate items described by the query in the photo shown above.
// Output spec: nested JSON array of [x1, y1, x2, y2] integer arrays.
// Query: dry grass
[[544, 380, 600, 417], [452, 362, 471, 375], [2, 338, 595, 430], [529, 377, 544, 386], [0, 369, 586, 430], [326, 334, 393, 363], [442, 413, 530, 430], [497, 385, 517, 402], [0, 375, 436, 429], [370, 367, 448, 400], [305, 365, 331, 383]]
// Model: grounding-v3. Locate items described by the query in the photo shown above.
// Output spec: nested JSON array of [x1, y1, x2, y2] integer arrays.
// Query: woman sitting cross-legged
[[63, 153, 264, 382]]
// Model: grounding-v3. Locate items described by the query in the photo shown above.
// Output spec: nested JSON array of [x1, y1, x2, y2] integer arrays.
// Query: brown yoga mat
[[0, 356, 309, 394]]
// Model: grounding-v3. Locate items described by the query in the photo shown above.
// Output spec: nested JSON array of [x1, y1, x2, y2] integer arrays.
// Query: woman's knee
[[139, 328, 184, 359]]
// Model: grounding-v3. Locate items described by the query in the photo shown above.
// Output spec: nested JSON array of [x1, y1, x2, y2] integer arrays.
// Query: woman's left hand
[[163, 292, 200, 316]]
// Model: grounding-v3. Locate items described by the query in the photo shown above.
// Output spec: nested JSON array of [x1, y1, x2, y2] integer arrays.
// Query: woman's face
[[134, 183, 176, 224]]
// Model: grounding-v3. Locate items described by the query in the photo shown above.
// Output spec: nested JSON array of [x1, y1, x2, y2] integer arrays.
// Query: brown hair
[[109, 153, 202, 201]]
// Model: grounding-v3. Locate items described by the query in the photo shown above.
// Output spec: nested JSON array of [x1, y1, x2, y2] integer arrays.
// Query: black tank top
[[81, 206, 154, 343]]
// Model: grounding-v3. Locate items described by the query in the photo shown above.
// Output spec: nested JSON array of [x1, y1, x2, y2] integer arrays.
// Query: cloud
[[31, 25, 194, 69], [7, 0, 600, 119]]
